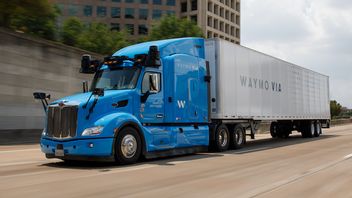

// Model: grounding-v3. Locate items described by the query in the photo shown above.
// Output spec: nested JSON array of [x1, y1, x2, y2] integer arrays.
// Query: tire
[[276, 124, 290, 139], [231, 124, 245, 149], [213, 124, 230, 152], [308, 121, 315, 138], [314, 122, 321, 137], [115, 127, 142, 164], [270, 122, 278, 138]]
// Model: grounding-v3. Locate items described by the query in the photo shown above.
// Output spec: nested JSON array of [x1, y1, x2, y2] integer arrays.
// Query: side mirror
[[149, 73, 160, 94], [82, 81, 89, 93], [33, 92, 50, 111], [93, 88, 104, 97], [33, 92, 50, 100], [146, 46, 161, 67], [80, 54, 100, 74]]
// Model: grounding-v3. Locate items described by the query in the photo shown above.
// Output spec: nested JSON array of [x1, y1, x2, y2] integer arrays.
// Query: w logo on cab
[[177, 100, 186, 108]]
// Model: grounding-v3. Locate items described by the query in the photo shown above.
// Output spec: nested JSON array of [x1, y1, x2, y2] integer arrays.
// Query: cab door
[[140, 71, 164, 123]]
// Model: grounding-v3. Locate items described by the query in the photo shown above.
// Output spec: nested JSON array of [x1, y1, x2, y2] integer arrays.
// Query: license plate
[[55, 149, 64, 157]]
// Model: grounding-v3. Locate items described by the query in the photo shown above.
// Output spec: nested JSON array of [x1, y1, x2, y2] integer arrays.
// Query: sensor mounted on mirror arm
[[33, 92, 51, 111]]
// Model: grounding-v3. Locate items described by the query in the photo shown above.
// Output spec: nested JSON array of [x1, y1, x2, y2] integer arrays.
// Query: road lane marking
[[0, 161, 43, 167], [233, 147, 271, 154], [0, 169, 64, 180], [343, 153, 352, 160], [0, 149, 39, 154]]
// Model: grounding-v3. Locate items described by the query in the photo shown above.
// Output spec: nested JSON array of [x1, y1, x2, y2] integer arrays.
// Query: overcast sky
[[241, 0, 352, 108]]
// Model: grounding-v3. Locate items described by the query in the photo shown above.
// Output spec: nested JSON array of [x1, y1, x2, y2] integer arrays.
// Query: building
[[180, 0, 241, 44], [49, 0, 240, 44]]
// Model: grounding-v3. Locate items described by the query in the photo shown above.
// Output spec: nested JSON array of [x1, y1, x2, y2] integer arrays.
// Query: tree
[[0, 0, 59, 40], [148, 15, 204, 41], [61, 17, 84, 46], [330, 100, 342, 118], [76, 23, 130, 55]]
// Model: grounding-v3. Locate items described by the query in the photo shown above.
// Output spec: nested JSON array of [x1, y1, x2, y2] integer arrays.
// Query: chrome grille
[[47, 105, 78, 138]]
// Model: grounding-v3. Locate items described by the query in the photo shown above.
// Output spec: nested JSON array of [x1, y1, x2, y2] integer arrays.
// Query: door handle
[[156, 114, 164, 118]]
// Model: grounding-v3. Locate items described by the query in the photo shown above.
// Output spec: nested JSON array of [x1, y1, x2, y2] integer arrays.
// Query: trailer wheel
[[270, 122, 278, 138], [308, 121, 315, 138], [115, 127, 142, 164], [314, 122, 321, 137], [213, 124, 230, 152], [231, 125, 245, 149]]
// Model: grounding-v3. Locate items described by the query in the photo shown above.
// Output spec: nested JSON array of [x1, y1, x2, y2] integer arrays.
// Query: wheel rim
[[121, 134, 137, 159], [219, 129, 228, 147], [235, 129, 243, 145]]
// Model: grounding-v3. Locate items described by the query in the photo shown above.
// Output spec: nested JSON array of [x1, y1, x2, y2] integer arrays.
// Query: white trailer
[[205, 38, 330, 147]]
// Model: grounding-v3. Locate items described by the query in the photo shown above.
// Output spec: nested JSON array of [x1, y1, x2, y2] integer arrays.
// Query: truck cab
[[38, 38, 210, 164]]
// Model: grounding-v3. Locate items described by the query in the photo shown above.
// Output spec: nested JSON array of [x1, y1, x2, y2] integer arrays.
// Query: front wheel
[[115, 127, 142, 164]]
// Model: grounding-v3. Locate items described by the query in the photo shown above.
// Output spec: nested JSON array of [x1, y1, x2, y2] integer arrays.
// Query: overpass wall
[[0, 28, 102, 130]]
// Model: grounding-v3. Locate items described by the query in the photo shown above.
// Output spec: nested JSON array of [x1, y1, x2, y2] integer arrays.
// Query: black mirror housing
[[33, 92, 50, 100], [80, 54, 100, 74], [146, 46, 161, 67], [92, 88, 104, 97]]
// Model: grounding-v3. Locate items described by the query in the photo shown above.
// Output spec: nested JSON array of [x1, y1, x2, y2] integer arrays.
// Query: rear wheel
[[213, 124, 230, 152], [270, 122, 278, 138], [314, 121, 322, 137], [231, 125, 245, 149], [115, 127, 142, 164]]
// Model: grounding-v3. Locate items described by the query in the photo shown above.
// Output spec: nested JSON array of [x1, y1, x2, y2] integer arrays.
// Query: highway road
[[1, 124, 352, 198]]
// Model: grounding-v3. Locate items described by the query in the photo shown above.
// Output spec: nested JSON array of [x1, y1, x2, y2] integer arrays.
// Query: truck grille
[[47, 105, 78, 138]]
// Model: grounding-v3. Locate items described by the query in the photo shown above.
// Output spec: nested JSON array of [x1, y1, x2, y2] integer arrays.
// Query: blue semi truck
[[34, 38, 330, 164]]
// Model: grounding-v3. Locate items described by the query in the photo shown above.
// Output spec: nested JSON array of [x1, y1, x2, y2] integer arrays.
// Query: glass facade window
[[139, 9, 148, 20], [153, 0, 162, 5], [125, 8, 135, 19], [125, 24, 134, 35], [152, 10, 162, 19], [83, 5, 92, 16], [112, 0, 121, 2], [68, 4, 79, 16], [181, 2, 187, 12], [140, 0, 148, 4], [111, 23, 120, 31], [166, 0, 175, 6], [126, 0, 134, 2], [97, 6, 107, 17], [138, 25, 148, 35], [190, 15, 197, 23], [111, 7, 121, 18], [191, 0, 197, 11], [166, 10, 175, 16]]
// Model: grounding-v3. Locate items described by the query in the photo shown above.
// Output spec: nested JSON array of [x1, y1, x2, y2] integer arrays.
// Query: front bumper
[[40, 137, 115, 162]]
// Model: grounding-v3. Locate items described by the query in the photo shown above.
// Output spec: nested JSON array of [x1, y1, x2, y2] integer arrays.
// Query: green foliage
[[148, 15, 204, 41], [330, 100, 342, 118], [76, 23, 130, 55], [61, 17, 84, 46], [0, 0, 59, 40]]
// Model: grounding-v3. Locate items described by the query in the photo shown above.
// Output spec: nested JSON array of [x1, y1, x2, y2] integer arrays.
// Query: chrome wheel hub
[[219, 129, 228, 147], [121, 134, 137, 158]]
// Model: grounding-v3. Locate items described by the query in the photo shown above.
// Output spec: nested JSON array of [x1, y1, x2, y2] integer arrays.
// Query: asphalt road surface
[[1, 124, 352, 198]]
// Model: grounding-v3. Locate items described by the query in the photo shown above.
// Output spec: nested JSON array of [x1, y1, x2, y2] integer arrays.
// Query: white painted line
[[0, 149, 40, 154], [0, 169, 64, 180], [343, 153, 352, 160], [234, 147, 271, 154], [0, 161, 42, 167]]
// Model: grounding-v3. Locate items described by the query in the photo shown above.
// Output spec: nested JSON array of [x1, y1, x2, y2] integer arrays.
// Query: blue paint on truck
[[39, 38, 210, 163]]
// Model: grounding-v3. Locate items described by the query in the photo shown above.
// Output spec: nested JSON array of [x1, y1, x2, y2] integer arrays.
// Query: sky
[[241, 0, 352, 108]]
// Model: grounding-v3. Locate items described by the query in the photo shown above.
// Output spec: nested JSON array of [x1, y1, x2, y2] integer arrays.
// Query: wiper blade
[[83, 88, 104, 120]]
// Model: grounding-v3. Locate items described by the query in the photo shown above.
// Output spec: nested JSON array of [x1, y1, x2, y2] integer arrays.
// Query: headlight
[[82, 126, 104, 136], [42, 128, 47, 136]]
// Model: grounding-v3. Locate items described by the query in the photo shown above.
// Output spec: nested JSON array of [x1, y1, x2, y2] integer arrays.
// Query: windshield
[[90, 67, 140, 90]]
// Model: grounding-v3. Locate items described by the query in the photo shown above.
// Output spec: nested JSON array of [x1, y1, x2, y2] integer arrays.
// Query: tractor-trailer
[[34, 37, 330, 164]]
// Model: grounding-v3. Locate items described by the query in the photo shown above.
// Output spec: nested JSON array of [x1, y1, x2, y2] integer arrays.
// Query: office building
[[49, 0, 240, 43]]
